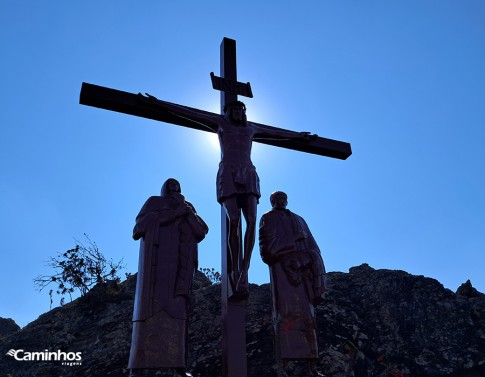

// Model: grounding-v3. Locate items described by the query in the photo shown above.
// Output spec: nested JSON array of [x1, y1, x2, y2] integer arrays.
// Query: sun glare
[[206, 132, 220, 151]]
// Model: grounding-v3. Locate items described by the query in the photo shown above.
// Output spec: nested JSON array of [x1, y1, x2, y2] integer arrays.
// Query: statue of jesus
[[139, 94, 316, 296]]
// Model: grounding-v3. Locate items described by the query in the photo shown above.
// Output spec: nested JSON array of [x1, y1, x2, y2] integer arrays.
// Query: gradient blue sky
[[1, 1, 484, 327]]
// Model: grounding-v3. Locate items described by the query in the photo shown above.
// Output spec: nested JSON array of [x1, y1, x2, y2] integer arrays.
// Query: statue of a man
[[139, 94, 315, 296], [259, 191, 326, 377], [128, 178, 208, 377]]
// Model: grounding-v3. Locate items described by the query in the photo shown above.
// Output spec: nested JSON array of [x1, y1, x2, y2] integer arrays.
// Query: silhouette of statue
[[139, 94, 315, 296], [128, 178, 208, 377], [259, 191, 326, 377]]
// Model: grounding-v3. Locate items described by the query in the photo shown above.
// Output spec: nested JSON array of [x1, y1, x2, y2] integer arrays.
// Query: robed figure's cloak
[[128, 191, 208, 369], [259, 208, 326, 360]]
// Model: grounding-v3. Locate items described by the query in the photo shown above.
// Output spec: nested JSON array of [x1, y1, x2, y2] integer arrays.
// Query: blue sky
[[1, 1, 484, 328]]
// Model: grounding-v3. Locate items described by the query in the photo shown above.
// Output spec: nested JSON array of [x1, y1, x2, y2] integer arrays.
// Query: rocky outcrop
[[1, 265, 484, 376], [456, 280, 484, 299], [0, 318, 20, 339], [318, 264, 485, 377]]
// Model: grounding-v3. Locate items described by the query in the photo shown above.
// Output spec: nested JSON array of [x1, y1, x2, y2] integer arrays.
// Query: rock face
[[1, 265, 484, 377], [319, 264, 485, 377], [0, 318, 20, 338]]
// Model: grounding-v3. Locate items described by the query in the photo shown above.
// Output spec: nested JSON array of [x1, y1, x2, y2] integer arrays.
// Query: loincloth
[[216, 161, 261, 203]]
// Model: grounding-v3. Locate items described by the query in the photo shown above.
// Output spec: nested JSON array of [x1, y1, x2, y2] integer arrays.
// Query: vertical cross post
[[220, 37, 248, 377]]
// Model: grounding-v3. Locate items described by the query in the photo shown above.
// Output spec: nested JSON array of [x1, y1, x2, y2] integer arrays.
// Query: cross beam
[[80, 82, 352, 160]]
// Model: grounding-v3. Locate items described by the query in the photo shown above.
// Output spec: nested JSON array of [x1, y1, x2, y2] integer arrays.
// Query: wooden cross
[[80, 37, 351, 377]]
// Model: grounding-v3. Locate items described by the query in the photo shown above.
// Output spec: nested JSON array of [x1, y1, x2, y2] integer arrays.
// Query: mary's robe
[[128, 193, 208, 369]]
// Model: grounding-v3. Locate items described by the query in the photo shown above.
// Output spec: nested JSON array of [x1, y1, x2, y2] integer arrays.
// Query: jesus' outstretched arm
[[251, 122, 318, 142], [138, 92, 220, 133]]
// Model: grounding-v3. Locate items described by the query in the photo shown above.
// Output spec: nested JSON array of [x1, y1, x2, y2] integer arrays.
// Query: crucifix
[[80, 37, 351, 377]]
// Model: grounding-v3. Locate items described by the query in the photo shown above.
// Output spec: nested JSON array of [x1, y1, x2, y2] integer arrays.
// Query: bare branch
[[33, 234, 126, 307]]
